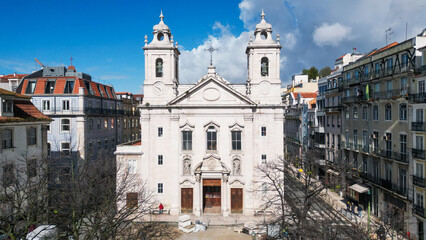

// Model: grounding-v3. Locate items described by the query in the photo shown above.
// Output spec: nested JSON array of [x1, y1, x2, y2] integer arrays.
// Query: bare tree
[[0, 152, 50, 240]]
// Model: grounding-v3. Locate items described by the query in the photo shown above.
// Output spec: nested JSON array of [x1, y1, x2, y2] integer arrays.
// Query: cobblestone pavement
[[176, 226, 252, 240]]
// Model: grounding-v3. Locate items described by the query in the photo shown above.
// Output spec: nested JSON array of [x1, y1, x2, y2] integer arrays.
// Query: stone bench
[[150, 209, 170, 215]]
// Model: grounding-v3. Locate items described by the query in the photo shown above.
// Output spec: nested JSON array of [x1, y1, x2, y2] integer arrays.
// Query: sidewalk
[[286, 164, 381, 234]]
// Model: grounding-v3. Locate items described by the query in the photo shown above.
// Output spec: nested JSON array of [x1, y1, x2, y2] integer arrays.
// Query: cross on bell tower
[[206, 46, 218, 66]]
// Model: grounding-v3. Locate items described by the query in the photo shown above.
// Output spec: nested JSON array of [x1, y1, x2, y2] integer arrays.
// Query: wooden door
[[231, 188, 243, 213], [181, 188, 193, 213]]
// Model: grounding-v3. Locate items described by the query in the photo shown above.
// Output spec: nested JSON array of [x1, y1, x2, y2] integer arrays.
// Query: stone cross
[[206, 46, 218, 66]]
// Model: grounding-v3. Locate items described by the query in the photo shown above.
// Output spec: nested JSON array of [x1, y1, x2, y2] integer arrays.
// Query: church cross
[[70, 56, 73, 66], [206, 46, 218, 66]]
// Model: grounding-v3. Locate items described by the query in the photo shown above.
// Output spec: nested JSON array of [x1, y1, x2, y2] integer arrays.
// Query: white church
[[116, 11, 284, 217]]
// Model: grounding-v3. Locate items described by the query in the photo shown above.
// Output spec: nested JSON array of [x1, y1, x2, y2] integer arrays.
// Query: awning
[[326, 169, 340, 176], [349, 183, 369, 194]]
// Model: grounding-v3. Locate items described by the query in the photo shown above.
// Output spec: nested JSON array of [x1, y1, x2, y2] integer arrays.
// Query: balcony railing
[[378, 149, 408, 164], [324, 87, 341, 95], [409, 93, 426, 103], [413, 175, 426, 188], [413, 148, 425, 160], [324, 105, 343, 112], [414, 204, 425, 218], [412, 122, 426, 132]]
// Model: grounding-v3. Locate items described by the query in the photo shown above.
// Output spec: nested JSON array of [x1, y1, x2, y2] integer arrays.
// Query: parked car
[[26, 225, 58, 240]]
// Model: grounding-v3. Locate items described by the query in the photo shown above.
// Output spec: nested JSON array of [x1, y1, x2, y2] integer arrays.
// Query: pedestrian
[[159, 203, 164, 214], [351, 202, 355, 213], [346, 202, 350, 212], [358, 205, 363, 218]]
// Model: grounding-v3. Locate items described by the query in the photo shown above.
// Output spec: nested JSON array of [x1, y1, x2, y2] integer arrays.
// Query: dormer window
[[26, 80, 36, 94], [261, 57, 269, 76], [45, 81, 55, 94], [156, 58, 163, 77], [2, 100, 13, 113], [64, 80, 75, 94]]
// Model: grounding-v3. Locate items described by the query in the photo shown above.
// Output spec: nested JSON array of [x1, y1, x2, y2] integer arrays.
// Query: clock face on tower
[[153, 81, 165, 96]]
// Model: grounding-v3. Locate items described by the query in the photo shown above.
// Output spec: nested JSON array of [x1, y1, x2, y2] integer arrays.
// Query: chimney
[[14, 72, 16, 77]]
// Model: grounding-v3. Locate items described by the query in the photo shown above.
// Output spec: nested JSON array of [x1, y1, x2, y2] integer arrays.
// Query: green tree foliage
[[319, 66, 332, 77], [302, 66, 319, 80]]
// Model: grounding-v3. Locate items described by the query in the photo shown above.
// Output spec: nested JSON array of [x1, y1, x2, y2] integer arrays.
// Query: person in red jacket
[[159, 203, 164, 214]]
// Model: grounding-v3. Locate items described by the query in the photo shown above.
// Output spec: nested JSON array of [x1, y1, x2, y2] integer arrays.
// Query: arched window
[[385, 104, 392, 120], [156, 58, 163, 77], [206, 126, 217, 150], [261, 57, 269, 76]]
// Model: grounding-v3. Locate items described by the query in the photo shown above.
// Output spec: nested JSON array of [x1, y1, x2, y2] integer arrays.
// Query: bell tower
[[143, 11, 180, 105], [246, 10, 282, 104]]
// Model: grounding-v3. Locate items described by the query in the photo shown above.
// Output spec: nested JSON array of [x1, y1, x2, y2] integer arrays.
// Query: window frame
[[61, 118, 71, 132], [182, 130, 192, 151], [1, 129, 13, 149], [261, 126, 267, 136], [158, 127, 163, 137], [27, 127, 37, 146], [399, 103, 407, 121], [158, 183, 163, 193], [158, 155, 163, 165], [62, 99, 70, 111], [61, 141, 70, 155], [385, 104, 392, 120], [231, 130, 242, 151], [206, 126, 217, 151]]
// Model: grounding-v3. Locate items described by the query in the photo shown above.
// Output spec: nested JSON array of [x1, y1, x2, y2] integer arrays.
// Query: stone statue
[[195, 174, 201, 182], [183, 159, 191, 175], [233, 159, 241, 175]]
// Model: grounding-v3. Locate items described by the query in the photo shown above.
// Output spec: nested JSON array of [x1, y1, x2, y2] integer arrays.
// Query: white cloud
[[0, 59, 35, 74], [313, 23, 352, 47], [179, 26, 251, 84]]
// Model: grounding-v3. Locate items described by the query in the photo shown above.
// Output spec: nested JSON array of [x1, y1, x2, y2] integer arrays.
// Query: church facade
[[116, 11, 284, 216]]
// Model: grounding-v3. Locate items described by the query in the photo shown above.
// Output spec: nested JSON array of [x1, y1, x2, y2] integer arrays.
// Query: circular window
[[260, 31, 267, 40], [157, 32, 164, 41]]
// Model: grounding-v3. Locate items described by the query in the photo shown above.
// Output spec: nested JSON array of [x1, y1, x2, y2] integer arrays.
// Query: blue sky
[[1, 0, 426, 93]]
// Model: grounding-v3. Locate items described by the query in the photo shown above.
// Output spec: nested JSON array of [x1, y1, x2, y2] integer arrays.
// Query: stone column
[[244, 113, 255, 215], [194, 173, 201, 216], [170, 113, 180, 215], [222, 174, 229, 217]]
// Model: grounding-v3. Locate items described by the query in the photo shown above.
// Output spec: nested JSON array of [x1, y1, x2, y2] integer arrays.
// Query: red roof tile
[[34, 78, 46, 94], [367, 42, 399, 57], [132, 140, 141, 145], [0, 100, 51, 123], [90, 82, 100, 96], [299, 92, 317, 98], [0, 74, 27, 83], [105, 86, 113, 99], [53, 78, 66, 94], [20, 79, 28, 95], [336, 54, 346, 60]]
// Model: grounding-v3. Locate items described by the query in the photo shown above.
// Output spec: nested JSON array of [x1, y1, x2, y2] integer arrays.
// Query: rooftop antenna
[[385, 28, 393, 45]]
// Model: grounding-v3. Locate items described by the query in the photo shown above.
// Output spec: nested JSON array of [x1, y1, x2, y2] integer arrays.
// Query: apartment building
[[15, 65, 122, 160], [340, 31, 426, 238], [116, 92, 141, 143], [412, 44, 426, 239], [0, 88, 51, 217]]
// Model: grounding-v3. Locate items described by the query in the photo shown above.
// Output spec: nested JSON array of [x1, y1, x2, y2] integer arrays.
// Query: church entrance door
[[203, 179, 221, 213], [231, 188, 243, 213], [181, 188, 193, 213]]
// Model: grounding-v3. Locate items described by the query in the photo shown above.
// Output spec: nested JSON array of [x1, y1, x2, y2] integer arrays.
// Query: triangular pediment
[[167, 77, 256, 106]]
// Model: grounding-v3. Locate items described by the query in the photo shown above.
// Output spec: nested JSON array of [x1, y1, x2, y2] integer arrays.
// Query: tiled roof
[[0, 87, 31, 99], [367, 42, 399, 57], [18, 76, 117, 99], [0, 100, 51, 123], [0, 74, 27, 83], [299, 92, 317, 98], [132, 140, 141, 145], [336, 54, 346, 60]]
